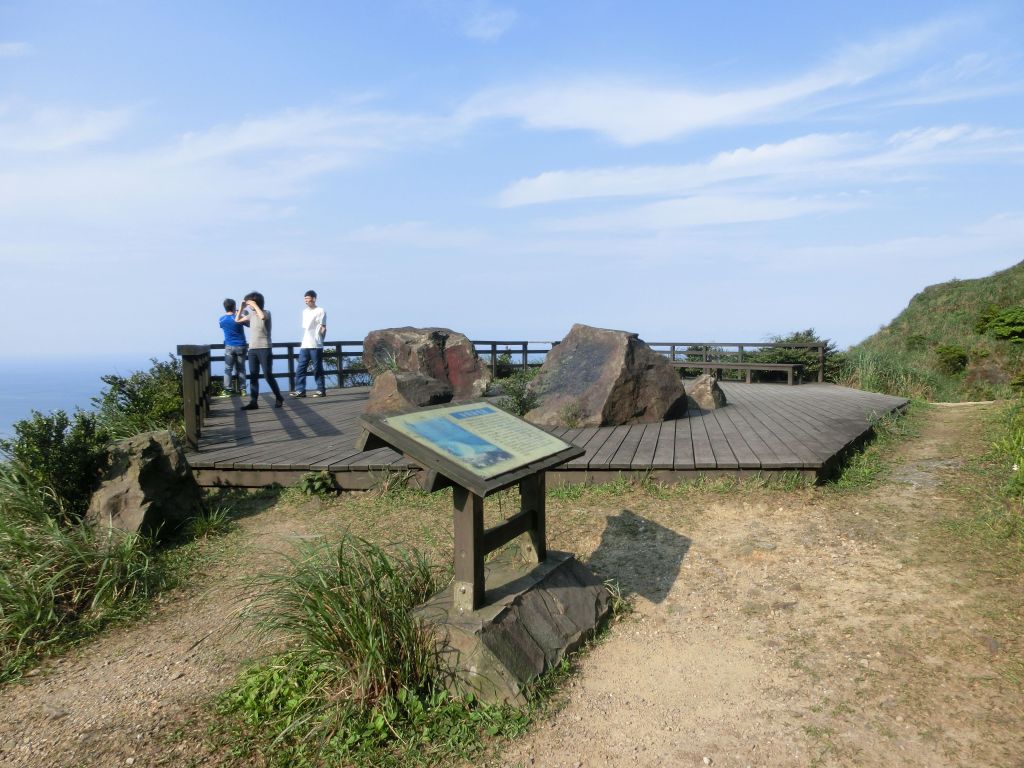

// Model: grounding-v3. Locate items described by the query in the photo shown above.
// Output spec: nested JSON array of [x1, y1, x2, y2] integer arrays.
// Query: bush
[[984, 307, 1024, 342], [93, 355, 183, 439], [493, 368, 540, 416], [750, 329, 840, 382], [935, 344, 969, 375], [0, 410, 109, 522]]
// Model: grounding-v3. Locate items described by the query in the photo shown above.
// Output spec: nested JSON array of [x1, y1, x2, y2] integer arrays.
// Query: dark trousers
[[247, 347, 282, 401]]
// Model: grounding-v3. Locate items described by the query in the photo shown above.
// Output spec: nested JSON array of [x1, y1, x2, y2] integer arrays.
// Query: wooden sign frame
[[360, 401, 584, 611]]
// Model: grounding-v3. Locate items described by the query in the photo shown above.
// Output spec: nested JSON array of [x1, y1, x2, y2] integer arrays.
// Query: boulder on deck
[[524, 323, 687, 428], [363, 327, 492, 402]]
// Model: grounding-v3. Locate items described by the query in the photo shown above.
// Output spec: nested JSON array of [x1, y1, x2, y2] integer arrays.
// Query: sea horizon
[[0, 355, 166, 440]]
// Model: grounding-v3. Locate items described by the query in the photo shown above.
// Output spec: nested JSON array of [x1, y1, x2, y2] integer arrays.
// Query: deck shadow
[[585, 509, 690, 604]]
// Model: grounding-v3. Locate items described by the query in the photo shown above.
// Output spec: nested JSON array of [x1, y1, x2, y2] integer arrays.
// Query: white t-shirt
[[300, 306, 326, 348]]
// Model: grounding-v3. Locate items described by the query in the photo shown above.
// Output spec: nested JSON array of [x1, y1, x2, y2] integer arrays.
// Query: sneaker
[[275, 396, 284, 408], [241, 401, 258, 411], [312, 390, 327, 398], [289, 391, 306, 398]]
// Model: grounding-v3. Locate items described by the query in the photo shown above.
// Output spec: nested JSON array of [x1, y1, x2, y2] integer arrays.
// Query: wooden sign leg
[[453, 486, 484, 612], [520, 472, 547, 564]]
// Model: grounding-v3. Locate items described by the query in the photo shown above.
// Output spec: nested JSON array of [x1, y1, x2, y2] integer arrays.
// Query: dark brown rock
[[524, 323, 687, 427], [85, 431, 203, 536], [686, 373, 727, 410], [363, 370, 453, 416], [415, 552, 610, 705], [363, 327, 491, 400]]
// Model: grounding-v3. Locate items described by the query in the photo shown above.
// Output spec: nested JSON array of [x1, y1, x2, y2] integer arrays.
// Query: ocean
[[0, 357, 159, 440]]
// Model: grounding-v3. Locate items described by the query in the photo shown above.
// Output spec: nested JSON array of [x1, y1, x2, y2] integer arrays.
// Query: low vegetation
[[839, 260, 1024, 400], [212, 534, 534, 767], [0, 355, 197, 683]]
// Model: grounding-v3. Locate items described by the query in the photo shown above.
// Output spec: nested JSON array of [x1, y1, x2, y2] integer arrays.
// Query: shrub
[[751, 329, 840, 382], [934, 344, 969, 375], [0, 410, 109, 522], [494, 368, 540, 416], [984, 307, 1024, 342], [93, 355, 184, 439]]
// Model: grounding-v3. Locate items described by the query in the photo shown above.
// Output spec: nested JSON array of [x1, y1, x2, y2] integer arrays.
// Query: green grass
[[0, 459, 241, 684], [940, 398, 1024, 554], [845, 261, 1024, 401], [825, 402, 925, 491], [212, 533, 535, 767]]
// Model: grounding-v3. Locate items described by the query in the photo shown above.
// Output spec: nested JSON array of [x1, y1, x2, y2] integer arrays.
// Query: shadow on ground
[[585, 509, 691, 603]]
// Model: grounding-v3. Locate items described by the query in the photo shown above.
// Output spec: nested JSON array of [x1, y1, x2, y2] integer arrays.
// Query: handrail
[[176, 344, 212, 450], [191, 337, 829, 430]]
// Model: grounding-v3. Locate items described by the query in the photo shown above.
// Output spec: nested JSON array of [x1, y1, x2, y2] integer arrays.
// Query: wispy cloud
[[0, 42, 30, 58], [0, 105, 134, 152], [346, 220, 487, 248], [457, 17, 974, 144], [0, 103, 458, 231], [545, 194, 854, 232], [460, 3, 517, 40], [499, 125, 1022, 206]]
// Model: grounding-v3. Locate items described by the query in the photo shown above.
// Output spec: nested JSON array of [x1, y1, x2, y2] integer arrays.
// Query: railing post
[[176, 345, 211, 451], [818, 343, 825, 383], [490, 343, 498, 378]]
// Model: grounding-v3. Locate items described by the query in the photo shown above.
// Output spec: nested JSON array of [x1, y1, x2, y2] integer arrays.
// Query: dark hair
[[304, 290, 317, 299], [223, 298, 236, 312], [244, 291, 265, 310]]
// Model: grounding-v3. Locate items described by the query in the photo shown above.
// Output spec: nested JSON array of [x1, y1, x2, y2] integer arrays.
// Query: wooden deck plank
[[188, 381, 907, 485], [589, 425, 632, 469], [710, 408, 760, 469], [630, 422, 662, 469], [608, 423, 646, 470], [672, 414, 696, 469], [652, 419, 676, 469], [687, 409, 717, 469]]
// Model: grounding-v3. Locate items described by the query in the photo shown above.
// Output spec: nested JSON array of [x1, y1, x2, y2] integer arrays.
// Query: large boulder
[[364, 370, 453, 416], [524, 324, 687, 428], [85, 431, 203, 536], [363, 327, 492, 401], [686, 373, 727, 410]]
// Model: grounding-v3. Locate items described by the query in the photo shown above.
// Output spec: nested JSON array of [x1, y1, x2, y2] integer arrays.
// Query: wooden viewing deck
[[185, 382, 908, 489]]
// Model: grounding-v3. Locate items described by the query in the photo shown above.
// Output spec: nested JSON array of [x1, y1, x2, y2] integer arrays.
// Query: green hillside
[[839, 261, 1024, 401]]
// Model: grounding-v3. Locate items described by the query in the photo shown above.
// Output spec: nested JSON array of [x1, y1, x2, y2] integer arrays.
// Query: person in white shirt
[[290, 290, 328, 398]]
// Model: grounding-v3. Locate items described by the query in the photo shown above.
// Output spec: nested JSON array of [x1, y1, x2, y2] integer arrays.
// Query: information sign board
[[360, 400, 583, 497]]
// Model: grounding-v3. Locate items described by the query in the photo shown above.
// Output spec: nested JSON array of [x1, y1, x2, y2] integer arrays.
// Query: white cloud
[[0, 103, 459, 232], [498, 125, 1023, 207], [346, 221, 487, 249], [461, 4, 517, 40], [546, 194, 854, 232], [0, 105, 134, 151], [458, 19, 956, 144], [499, 133, 862, 206], [0, 42, 30, 58]]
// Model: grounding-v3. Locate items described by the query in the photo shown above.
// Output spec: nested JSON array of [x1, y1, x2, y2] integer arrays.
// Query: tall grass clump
[[981, 398, 1024, 550], [217, 534, 529, 767], [834, 348, 942, 400], [0, 460, 159, 682]]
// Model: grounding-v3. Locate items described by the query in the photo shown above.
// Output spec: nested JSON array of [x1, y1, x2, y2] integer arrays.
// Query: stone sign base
[[415, 551, 611, 706]]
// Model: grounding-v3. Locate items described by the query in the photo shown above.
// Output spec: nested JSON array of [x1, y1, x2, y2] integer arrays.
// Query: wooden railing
[[187, 337, 829, 447], [648, 342, 827, 383], [177, 345, 212, 450]]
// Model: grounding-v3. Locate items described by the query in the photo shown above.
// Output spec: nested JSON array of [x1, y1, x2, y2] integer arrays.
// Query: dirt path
[[1, 402, 1021, 767]]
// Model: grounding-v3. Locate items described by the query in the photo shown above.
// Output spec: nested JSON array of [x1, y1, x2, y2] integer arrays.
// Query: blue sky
[[2, 1, 1023, 359]]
